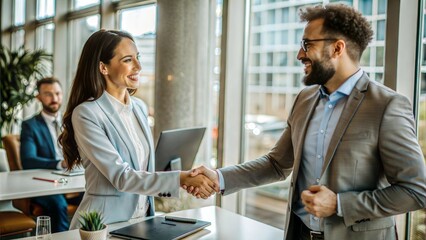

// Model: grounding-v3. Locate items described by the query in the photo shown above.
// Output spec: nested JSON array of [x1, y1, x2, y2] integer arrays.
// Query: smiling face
[[100, 37, 141, 98], [297, 19, 336, 86], [37, 82, 63, 115]]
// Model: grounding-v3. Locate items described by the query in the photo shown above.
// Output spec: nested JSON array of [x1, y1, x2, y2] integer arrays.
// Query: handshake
[[179, 166, 220, 199]]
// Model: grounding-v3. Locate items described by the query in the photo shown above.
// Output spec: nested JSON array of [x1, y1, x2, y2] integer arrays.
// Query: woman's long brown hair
[[59, 29, 136, 171]]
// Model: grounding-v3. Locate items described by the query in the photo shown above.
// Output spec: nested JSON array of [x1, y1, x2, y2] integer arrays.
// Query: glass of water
[[36, 216, 51, 239]]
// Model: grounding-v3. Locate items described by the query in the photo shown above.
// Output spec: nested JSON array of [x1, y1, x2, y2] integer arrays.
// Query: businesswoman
[[59, 30, 215, 229]]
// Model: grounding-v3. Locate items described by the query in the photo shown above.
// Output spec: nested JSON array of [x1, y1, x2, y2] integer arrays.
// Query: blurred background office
[[0, 0, 425, 239]]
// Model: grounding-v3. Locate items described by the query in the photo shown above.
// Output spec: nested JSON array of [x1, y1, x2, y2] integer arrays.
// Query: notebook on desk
[[51, 167, 85, 176], [109, 216, 210, 240]]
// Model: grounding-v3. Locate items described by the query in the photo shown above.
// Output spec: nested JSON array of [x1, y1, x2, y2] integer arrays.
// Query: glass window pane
[[14, 0, 25, 25], [360, 46, 371, 66], [68, 15, 100, 88], [35, 23, 54, 75], [37, 0, 55, 19], [11, 30, 25, 50], [267, 9, 275, 24], [359, 0, 373, 16], [253, 12, 261, 26], [119, 4, 157, 110], [377, 20, 386, 41], [375, 46, 384, 66], [378, 0, 387, 14], [281, 8, 289, 23], [73, 0, 99, 10]]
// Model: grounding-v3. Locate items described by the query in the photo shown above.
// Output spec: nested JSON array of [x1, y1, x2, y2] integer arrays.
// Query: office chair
[[1, 134, 79, 217], [0, 148, 36, 238]]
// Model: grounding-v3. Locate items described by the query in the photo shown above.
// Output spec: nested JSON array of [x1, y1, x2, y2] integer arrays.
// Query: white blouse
[[105, 91, 150, 218]]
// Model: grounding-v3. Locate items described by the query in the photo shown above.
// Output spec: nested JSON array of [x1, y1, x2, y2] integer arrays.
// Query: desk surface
[[18, 206, 284, 240], [0, 169, 85, 201]]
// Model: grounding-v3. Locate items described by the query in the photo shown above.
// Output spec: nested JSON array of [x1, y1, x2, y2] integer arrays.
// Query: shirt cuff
[[337, 193, 343, 217], [56, 161, 64, 170], [216, 169, 225, 193]]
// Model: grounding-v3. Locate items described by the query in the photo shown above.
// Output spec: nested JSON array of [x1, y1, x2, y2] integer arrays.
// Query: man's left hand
[[301, 185, 337, 218]]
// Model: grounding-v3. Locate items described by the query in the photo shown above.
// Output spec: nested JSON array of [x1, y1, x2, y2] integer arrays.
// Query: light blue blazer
[[69, 92, 180, 229]]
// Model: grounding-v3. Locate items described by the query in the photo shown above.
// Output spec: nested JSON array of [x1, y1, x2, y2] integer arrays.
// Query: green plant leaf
[[0, 45, 52, 139]]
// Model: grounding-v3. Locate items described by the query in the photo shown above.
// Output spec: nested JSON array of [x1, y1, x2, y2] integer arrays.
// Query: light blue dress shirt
[[294, 69, 363, 231]]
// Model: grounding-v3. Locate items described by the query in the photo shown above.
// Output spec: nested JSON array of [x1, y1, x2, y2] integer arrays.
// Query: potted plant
[[78, 211, 108, 240], [0, 45, 51, 143]]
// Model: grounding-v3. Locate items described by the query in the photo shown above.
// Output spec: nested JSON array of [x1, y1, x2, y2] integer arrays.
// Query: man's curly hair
[[300, 4, 373, 62]]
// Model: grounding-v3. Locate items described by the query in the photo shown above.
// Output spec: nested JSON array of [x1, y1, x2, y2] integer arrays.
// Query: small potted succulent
[[78, 211, 108, 240]]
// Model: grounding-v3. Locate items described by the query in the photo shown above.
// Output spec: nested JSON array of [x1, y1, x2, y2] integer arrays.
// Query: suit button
[[167, 193, 171, 197]]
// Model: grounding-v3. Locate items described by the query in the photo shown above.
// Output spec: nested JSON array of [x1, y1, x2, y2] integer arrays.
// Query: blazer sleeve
[[20, 120, 59, 169], [340, 94, 426, 226], [72, 103, 180, 197]]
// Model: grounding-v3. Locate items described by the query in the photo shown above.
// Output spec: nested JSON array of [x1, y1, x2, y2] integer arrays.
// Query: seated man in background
[[20, 77, 77, 232]]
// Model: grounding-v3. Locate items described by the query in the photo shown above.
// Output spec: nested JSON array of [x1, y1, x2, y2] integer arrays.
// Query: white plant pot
[[79, 225, 108, 240]]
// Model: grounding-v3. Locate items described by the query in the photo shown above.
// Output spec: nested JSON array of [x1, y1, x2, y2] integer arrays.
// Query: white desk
[[0, 169, 85, 201], [18, 206, 284, 240]]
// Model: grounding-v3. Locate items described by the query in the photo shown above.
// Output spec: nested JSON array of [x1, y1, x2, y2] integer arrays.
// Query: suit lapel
[[95, 93, 140, 170], [321, 75, 369, 175], [35, 114, 56, 157], [132, 101, 155, 172]]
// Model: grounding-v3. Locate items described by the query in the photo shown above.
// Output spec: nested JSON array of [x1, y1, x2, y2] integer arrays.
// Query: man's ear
[[333, 40, 345, 57], [99, 62, 108, 75]]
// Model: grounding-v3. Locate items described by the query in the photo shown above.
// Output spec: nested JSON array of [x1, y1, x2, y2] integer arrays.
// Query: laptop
[[155, 127, 206, 171], [109, 216, 211, 240]]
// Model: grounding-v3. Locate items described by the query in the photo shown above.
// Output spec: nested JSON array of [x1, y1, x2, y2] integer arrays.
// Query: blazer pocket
[[351, 217, 394, 232], [341, 131, 370, 141]]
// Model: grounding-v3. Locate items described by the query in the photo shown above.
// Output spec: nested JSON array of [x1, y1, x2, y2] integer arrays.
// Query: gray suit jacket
[[69, 92, 180, 229], [220, 74, 426, 240]]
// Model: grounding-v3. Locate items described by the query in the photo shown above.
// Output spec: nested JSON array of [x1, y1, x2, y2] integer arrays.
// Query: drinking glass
[[36, 216, 51, 239]]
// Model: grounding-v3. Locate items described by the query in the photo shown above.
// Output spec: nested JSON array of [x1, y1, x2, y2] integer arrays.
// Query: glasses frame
[[300, 38, 338, 52]]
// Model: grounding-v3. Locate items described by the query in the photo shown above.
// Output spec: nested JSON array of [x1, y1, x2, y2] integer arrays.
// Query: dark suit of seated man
[[20, 77, 79, 232]]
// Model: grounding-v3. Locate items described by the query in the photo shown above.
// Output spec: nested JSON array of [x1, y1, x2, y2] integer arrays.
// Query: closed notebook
[[109, 216, 211, 240]]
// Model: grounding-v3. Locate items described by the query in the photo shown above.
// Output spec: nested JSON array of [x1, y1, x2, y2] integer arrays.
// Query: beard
[[302, 54, 335, 86], [42, 103, 61, 114]]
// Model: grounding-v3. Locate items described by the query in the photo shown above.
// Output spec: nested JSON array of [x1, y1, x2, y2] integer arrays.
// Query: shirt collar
[[105, 91, 133, 114], [41, 111, 61, 123], [319, 69, 363, 100]]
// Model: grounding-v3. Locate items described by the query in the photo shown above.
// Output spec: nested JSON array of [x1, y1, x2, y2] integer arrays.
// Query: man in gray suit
[[187, 4, 426, 240]]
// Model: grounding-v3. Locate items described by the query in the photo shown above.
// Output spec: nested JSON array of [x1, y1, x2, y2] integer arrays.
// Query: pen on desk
[[164, 216, 197, 224], [33, 177, 58, 183], [161, 221, 176, 226]]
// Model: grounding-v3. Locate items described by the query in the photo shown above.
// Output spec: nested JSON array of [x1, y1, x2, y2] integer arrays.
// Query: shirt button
[[320, 129, 324, 134], [328, 104, 333, 108], [316, 178, 320, 183], [317, 155, 321, 159], [313, 217, 319, 221]]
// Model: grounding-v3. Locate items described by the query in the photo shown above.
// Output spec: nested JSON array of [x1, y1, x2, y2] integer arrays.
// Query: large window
[[411, 3, 426, 240], [68, 15, 99, 92], [119, 5, 157, 114], [35, 23, 54, 75], [36, 0, 55, 19]]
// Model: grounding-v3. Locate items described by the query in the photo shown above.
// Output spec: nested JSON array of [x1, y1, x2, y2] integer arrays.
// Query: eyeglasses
[[300, 38, 338, 52]]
